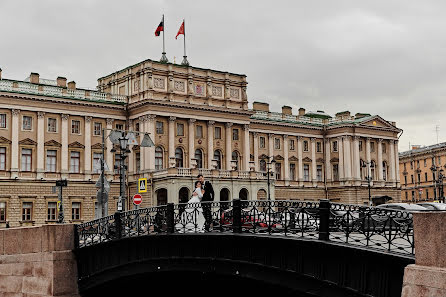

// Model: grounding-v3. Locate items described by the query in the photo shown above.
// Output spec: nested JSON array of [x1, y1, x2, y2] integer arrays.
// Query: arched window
[[213, 150, 222, 170], [259, 159, 266, 172], [175, 147, 183, 168], [232, 151, 239, 170], [155, 146, 163, 170], [194, 149, 203, 168]]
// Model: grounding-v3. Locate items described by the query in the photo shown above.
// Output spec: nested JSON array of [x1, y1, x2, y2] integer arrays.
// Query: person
[[193, 174, 214, 231], [176, 181, 205, 232]]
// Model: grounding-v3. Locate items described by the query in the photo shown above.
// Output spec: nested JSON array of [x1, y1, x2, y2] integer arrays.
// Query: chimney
[[68, 81, 76, 90], [57, 76, 67, 88], [335, 111, 351, 119], [30, 72, 40, 84], [282, 106, 292, 115], [252, 102, 270, 112], [298, 108, 305, 116], [0, 68, 2, 80]]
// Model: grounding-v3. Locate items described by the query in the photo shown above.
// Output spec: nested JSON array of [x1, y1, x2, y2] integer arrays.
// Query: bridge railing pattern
[[76, 199, 415, 256]]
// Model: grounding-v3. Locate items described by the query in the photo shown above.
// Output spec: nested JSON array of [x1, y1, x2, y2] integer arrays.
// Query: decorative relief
[[174, 81, 185, 92], [37, 112, 45, 118], [153, 77, 165, 89], [85, 116, 92, 123], [11, 109, 20, 116], [230, 88, 240, 99], [61, 114, 69, 121], [212, 86, 223, 97], [133, 80, 140, 92], [194, 83, 204, 96]]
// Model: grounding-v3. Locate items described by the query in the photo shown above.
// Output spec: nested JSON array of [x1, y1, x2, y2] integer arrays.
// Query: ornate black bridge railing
[[75, 199, 415, 256]]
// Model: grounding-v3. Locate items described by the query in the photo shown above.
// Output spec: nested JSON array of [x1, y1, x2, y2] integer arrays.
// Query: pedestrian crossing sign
[[138, 178, 147, 193]]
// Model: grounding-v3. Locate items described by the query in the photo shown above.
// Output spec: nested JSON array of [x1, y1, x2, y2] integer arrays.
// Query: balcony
[[150, 168, 267, 180]]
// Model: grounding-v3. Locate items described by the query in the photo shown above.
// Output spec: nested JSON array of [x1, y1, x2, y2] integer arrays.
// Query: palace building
[[399, 143, 446, 202], [0, 59, 401, 227]]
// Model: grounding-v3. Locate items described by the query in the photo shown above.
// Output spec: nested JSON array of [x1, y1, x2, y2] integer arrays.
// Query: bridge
[[74, 200, 416, 297]]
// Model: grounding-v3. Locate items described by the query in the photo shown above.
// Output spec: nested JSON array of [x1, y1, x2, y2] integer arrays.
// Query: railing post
[[166, 203, 175, 234], [318, 199, 330, 241], [233, 199, 242, 233], [114, 211, 122, 240]]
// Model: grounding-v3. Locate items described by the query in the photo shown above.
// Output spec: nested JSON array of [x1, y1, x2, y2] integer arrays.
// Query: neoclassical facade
[[0, 60, 401, 226]]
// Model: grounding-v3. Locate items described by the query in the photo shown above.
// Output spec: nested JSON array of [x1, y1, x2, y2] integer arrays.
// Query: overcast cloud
[[1, 0, 445, 151]]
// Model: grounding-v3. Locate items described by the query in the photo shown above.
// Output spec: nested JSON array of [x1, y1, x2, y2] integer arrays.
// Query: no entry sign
[[133, 194, 142, 206]]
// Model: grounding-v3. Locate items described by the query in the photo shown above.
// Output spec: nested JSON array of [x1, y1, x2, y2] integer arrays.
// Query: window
[[289, 140, 295, 150], [426, 190, 429, 200], [22, 202, 32, 221], [47, 202, 57, 221], [332, 141, 338, 152], [417, 173, 421, 183], [417, 160, 420, 168], [196, 125, 203, 138], [405, 192, 408, 201], [303, 141, 309, 152], [195, 149, 203, 168], [214, 127, 221, 139], [410, 161, 414, 169], [382, 143, 386, 153], [71, 202, 81, 220], [425, 172, 428, 182], [48, 118, 57, 132], [424, 159, 427, 167], [46, 150, 57, 172], [232, 129, 239, 141], [22, 116, 32, 130], [115, 124, 124, 131], [259, 159, 266, 172], [432, 157, 435, 166], [0, 202, 5, 221], [317, 165, 323, 181], [0, 114, 5, 128], [316, 142, 322, 153], [93, 152, 102, 173], [70, 151, 80, 173], [177, 123, 184, 136], [290, 163, 296, 181], [71, 120, 80, 134], [156, 121, 164, 134], [304, 164, 310, 181], [114, 154, 121, 174], [232, 151, 239, 170], [370, 161, 375, 180], [94, 122, 102, 136], [274, 138, 280, 150], [333, 164, 339, 181], [370, 142, 375, 153], [135, 122, 140, 132], [21, 148, 32, 172], [404, 176, 407, 186], [275, 162, 281, 180], [259, 137, 266, 148], [411, 191, 415, 201], [411, 175, 414, 184], [155, 147, 163, 170], [438, 156, 442, 166], [404, 163, 407, 171], [175, 148, 183, 168], [214, 150, 222, 170], [0, 147, 5, 170], [359, 141, 363, 152]]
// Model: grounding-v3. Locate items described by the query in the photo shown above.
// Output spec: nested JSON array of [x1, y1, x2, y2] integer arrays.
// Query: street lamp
[[111, 131, 132, 212], [261, 156, 276, 201], [362, 161, 372, 206]]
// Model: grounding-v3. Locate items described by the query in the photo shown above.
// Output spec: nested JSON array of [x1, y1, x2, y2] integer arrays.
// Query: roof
[[399, 142, 446, 158]]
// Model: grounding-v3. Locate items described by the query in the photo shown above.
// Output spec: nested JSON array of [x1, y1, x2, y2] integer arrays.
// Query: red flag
[[175, 21, 185, 39], [155, 18, 164, 36]]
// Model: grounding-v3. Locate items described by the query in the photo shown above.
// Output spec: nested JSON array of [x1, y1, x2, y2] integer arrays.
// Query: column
[[394, 140, 400, 186], [106, 118, 114, 175], [253, 132, 259, 172], [353, 136, 361, 184], [146, 115, 156, 170], [389, 140, 396, 185], [188, 119, 196, 168], [207, 121, 214, 169], [283, 135, 290, 185], [10, 109, 20, 178], [311, 138, 317, 186], [366, 137, 371, 179], [268, 133, 275, 173], [297, 136, 303, 186], [61, 114, 69, 177], [325, 138, 331, 182], [84, 116, 92, 179], [338, 137, 344, 182], [138, 117, 145, 173], [36, 112, 45, 179], [168, 116, 176, 168], [225, 123, 233, 170], [128, 120, 134, 174], [343, 136, 352, 183], [378, 138, 383, 182], [242, 124, 250, 171]]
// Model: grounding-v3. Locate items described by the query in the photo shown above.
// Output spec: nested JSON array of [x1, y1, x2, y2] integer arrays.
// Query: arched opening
[[257, 189, 267, 200], [232, 151, 240, 171], [194, 149, 203, 169], [239, 188, 248, 200], [214, 150, 222, 170], [175, 147, 184, 168], [179, 187, 190, 204], [155, 146, 164, 170], [220, 188, 230, 209], [156, 188, 168, 206]]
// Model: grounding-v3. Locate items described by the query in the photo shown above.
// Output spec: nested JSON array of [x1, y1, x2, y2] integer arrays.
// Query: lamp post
[[262, 156, 276, 201], [362, 161, 372, 206], [431, 165, 444, 202], [111, 132, 130, 212]]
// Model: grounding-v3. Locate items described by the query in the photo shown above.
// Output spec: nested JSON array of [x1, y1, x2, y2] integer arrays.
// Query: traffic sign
[[138, 178, 147, 193], [133, 194, 142, 206]]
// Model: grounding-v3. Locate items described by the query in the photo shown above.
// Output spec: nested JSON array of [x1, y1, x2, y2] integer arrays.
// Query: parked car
[[416, 202, 446, 210], [377, 203, 427, 212]]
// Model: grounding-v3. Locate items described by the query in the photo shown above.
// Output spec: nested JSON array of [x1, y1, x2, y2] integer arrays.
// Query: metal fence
[[76, 199, 415, 256]]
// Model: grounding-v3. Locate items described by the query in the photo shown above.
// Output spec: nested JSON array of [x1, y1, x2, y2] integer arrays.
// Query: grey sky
[[1, 0, 445, 151]]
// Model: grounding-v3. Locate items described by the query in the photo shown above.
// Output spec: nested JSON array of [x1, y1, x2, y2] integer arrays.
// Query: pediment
[[273, 155, 284, 161], [19, 138, 37, 145], [44, 140, 61, 147], [0, 136, 11, 144], [330, 157, 339, 163], [68, 141, 85, 149], [91, 143, 102, 149], [303, 157, 312, 162], [316, 158, 324, 163], [358, 115, 395, 129], [259, 154, 269, 160], [289, 156, 299, 161]]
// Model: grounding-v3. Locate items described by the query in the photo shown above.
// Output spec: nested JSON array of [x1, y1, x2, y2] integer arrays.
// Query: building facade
[[0, 59, 401, 227], [399, 143, 446, 202]]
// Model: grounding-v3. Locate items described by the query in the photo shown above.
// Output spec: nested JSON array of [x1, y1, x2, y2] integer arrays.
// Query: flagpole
[[181, 18, 189, 66], [160, 14, 168, 63]]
